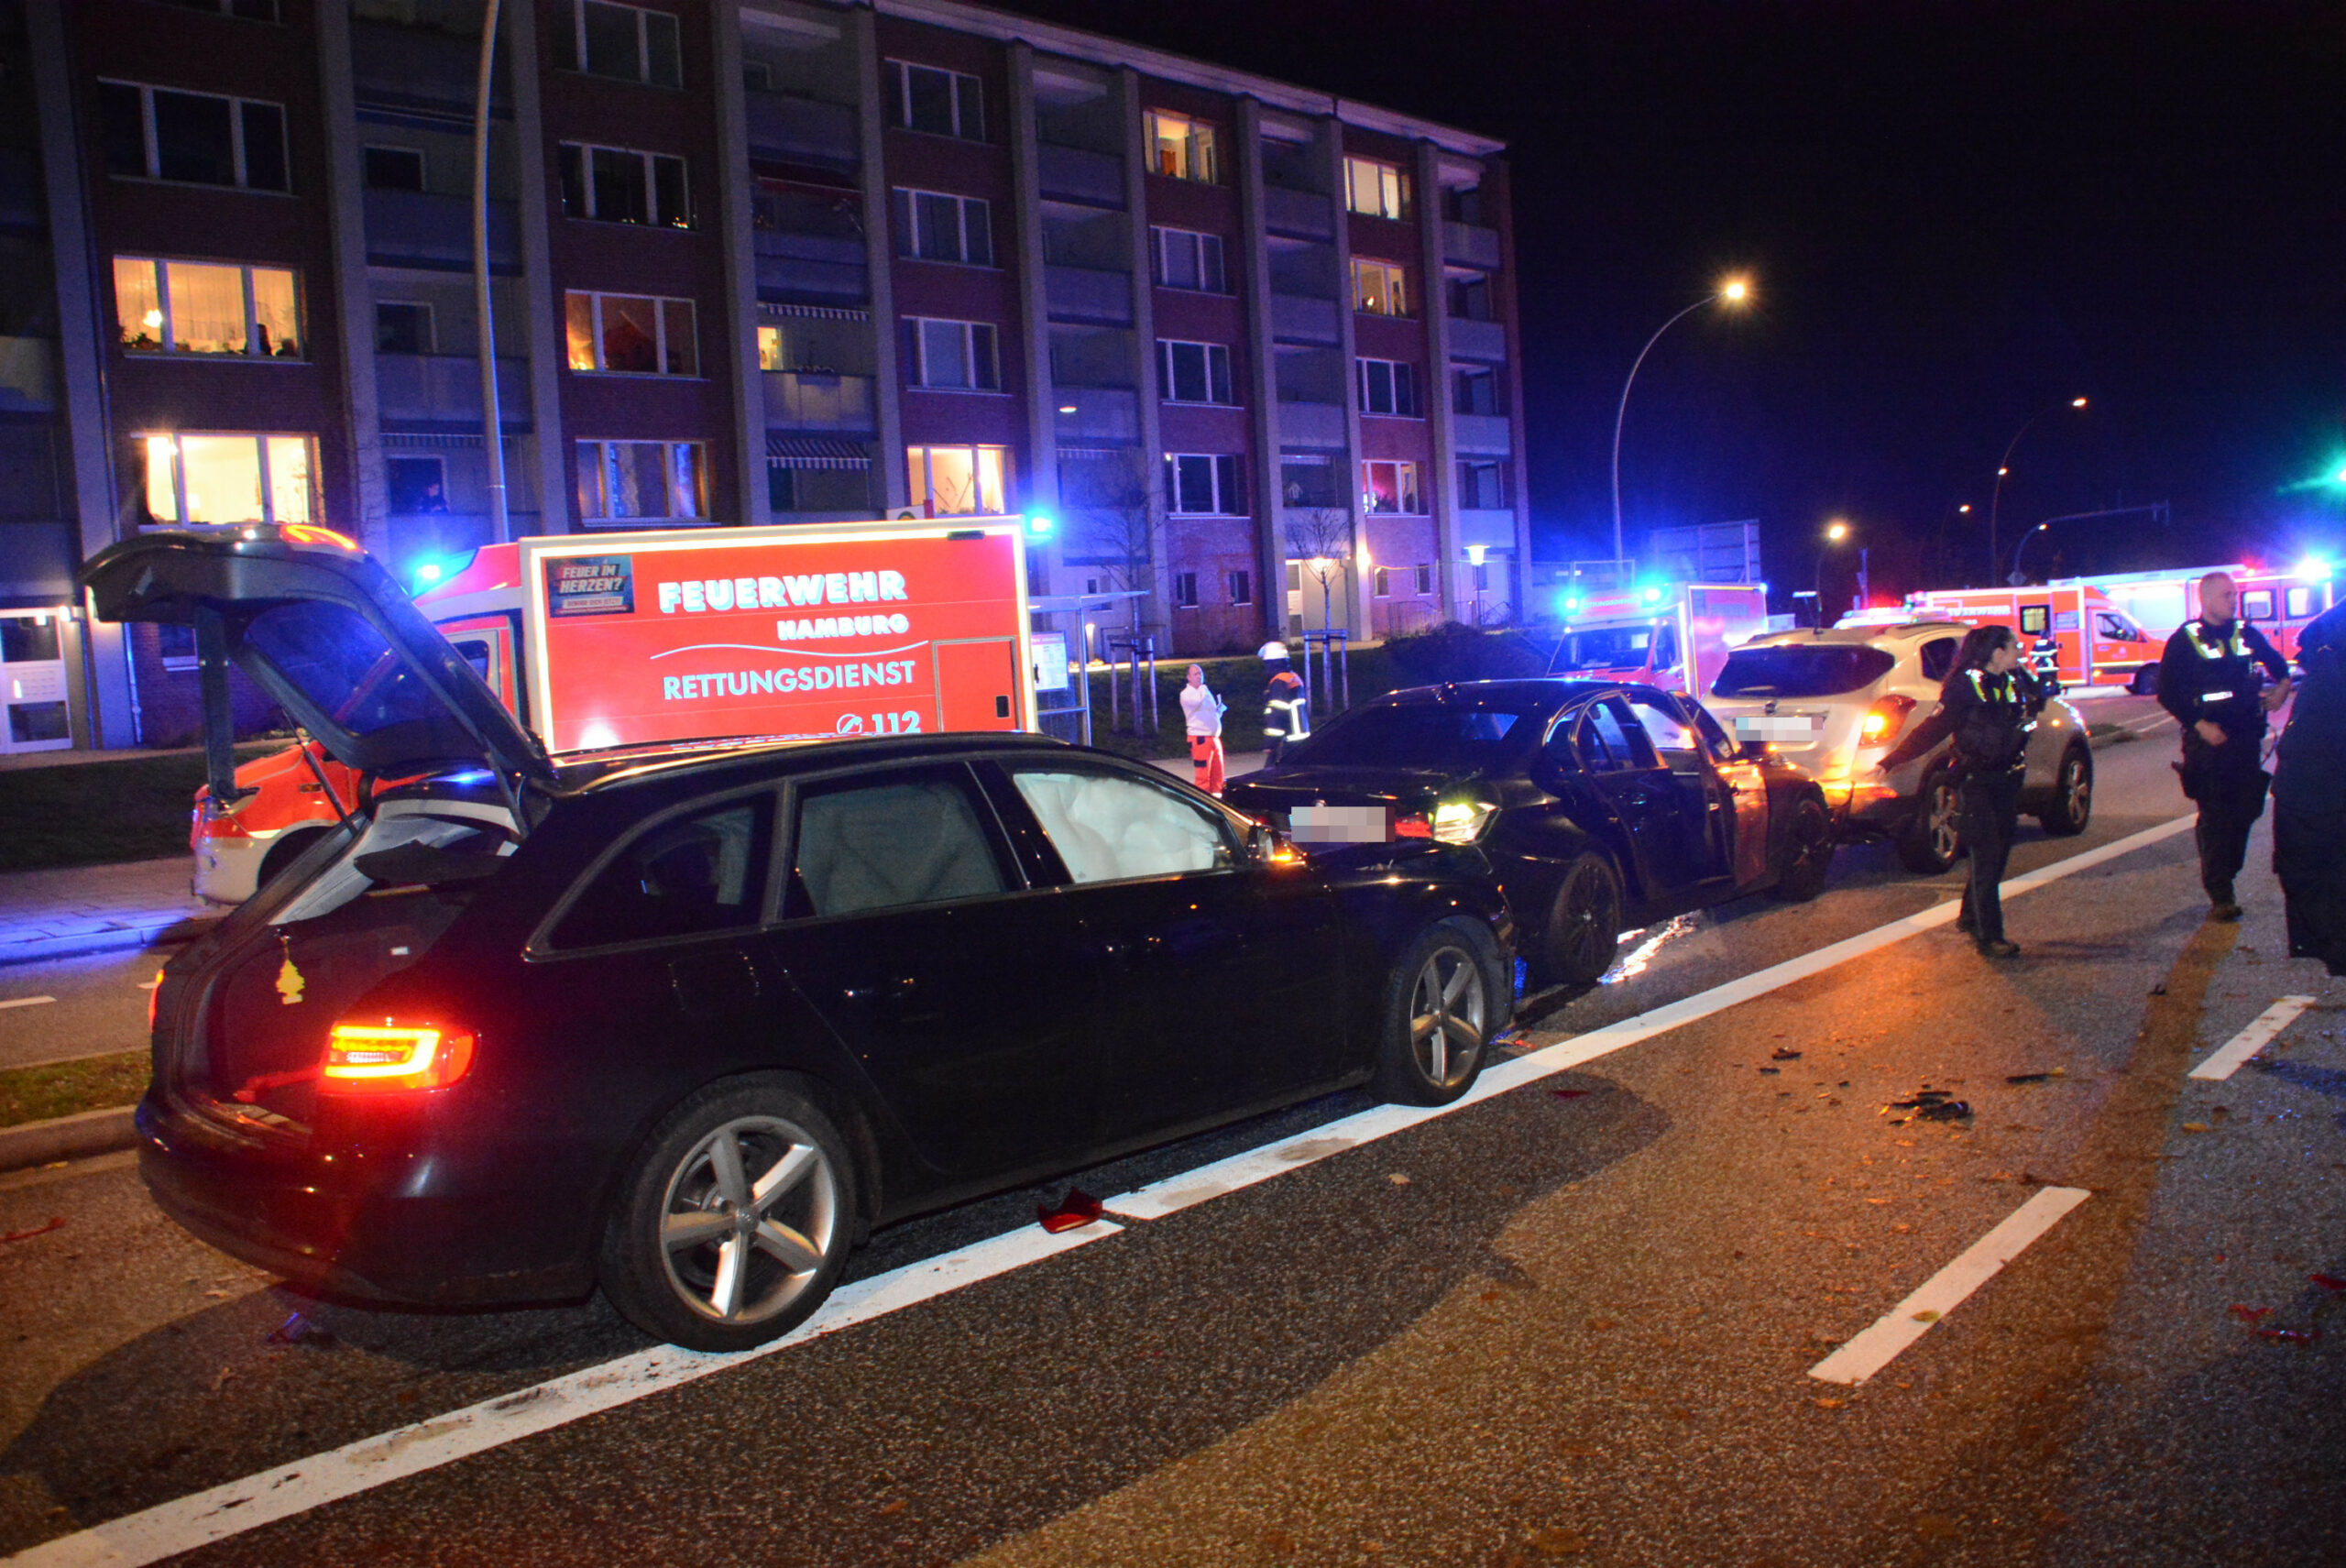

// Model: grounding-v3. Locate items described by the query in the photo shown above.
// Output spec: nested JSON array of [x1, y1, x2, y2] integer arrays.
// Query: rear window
[[1284, 702, 1535, 769], [244, 600, 443, 740], [1711, 645, 1896, 699], [1552, 624, 1666, 673]]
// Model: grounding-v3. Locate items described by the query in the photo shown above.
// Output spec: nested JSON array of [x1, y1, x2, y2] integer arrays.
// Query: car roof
[[1370, 677, 1631, 710], [1744, 621, 1968, 649], [556, 730, 1075, 795]]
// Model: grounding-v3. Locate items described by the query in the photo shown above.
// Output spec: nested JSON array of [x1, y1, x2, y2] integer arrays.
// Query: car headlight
[[1431, 800, 1497, 844]]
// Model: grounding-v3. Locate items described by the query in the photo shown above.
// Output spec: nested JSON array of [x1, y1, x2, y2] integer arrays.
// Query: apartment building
[[5, 0, 1527, 751]]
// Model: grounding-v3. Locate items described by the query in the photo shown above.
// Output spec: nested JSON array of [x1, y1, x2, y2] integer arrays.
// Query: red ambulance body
[[1902, 583, 2163, 692], [1546, 582, 1770, 696]]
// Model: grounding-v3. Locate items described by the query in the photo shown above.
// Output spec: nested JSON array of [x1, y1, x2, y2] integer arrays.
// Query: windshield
[[1283, 702, 1535, 770], [1552, 624, 1666, 672], [243, 600, 446, 740], [1711, 644, 1896, 699]]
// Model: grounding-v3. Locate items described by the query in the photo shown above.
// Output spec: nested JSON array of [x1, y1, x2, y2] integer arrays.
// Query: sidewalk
[[0, 858, 217, 967]]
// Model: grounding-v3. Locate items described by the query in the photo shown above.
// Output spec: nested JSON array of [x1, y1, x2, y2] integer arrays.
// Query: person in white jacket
[[1179, 663, 1227, 795]]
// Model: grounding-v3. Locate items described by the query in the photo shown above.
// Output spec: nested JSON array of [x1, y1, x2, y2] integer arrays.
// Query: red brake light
[[1858, 694, 1915, 745], [1394, 815, 1434, 839], [148, 969, 164, 1032], [321, 1021, 475, 1094]]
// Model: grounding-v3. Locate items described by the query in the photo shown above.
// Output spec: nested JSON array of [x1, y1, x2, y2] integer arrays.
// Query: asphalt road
[[4, 693, 2341, 1567], [0, 948, 162, 1071]]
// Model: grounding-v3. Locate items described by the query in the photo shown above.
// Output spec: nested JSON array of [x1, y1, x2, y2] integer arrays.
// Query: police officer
[[2158, 571, 2291, 921], [1259, 641, 1310, 765], [1880, 624, 2045, 959]]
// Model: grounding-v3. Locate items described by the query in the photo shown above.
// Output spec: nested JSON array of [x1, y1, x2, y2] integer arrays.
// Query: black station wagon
[[86, 528, 1514, 1350]]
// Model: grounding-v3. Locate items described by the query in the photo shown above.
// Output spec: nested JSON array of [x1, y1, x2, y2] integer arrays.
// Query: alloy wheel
[[1927, 782, 1961, 863], [2063, 756, 2091, 824], [1409, 945, 1487, 1090], [657, 1113, 839, 1327]]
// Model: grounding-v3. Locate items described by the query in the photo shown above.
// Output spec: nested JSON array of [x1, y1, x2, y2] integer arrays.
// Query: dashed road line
[[2187, 994, 2317, 1081], [1809, 1186, 2093, 1386]]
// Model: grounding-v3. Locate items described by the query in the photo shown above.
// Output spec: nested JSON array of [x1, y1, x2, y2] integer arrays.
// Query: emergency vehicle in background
[[1545, 581, 1770, 696], [1902, 583, 2163, 693], [2055, 563, 2336, 675], [191, 517, 1036, 904]]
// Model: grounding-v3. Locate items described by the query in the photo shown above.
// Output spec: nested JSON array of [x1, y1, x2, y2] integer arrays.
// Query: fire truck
[[1902, 583, 2164, 693], [1546, 581, 1771, 696], [2055, 563, 2336, 673], [191, 517, 1036, 904]]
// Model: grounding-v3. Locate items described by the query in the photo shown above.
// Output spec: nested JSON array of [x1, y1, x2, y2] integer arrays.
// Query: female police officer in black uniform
[[1879, 624, 2045, 959]]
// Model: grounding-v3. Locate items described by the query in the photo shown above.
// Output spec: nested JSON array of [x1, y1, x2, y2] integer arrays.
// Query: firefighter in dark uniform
[[2157, 571, 2291, 921], [1259, 641, 1310, 764], [1880, 623, 2045, 959]]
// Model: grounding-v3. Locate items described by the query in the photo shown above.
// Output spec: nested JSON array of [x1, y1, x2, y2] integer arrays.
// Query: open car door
[[82, 527, 557, 812]]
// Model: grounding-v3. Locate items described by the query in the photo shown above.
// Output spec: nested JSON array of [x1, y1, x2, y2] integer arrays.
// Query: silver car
[[1703, 621, 2093, 872]]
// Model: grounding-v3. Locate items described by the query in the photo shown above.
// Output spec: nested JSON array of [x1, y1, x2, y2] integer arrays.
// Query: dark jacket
[[1880, 665, 2042, 776], [2157, 616, 2287, 743], [2275, 604, 2346, 813]]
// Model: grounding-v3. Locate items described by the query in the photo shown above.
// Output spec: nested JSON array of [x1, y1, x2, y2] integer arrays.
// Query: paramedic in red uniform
[[2159, 571, 2292, 921]]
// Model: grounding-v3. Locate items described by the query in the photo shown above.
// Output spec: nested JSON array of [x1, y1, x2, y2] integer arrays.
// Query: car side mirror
[[1250, 821, 1301, 867]]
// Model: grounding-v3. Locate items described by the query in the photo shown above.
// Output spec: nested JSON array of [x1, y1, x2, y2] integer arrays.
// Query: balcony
[[754, 228, 867, 306], [351, 19, 508, 115], [1443, 220, 1502, 270], [745, 91, 858, 170], [365, 190, 519, 271], [1261, 185, 1332, 240], [762, 370, 873, 433], [1052, 387, 1138, 444], [0, 337, 56, 414], [1270, 293, 1339, 345], [1274, 400, 1345, 448], [1448, 317, 1507, 364], [1044, 265, 1132, 326], [1453, 412, 1514, 455], [1458, 509, 1517, 553], [374, 354, 530, 426], [1037, 146, 1124, 207]]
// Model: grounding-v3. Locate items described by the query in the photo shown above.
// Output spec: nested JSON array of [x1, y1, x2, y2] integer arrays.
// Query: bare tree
[[1070, 450, 1162, 634], [1283, 507, 1354, 634]]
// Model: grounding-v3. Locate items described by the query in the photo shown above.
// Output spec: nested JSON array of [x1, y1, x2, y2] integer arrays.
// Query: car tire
[[1770, 794, 1836, 902], [2037, 744, 2093, 836], [256, 827, 329, 891], [1536, 852, 1625, 989], [1896, 767, 1964, 874], [598, 1074, 855, 1352], [1374, 919, 1496, 1106], [2128, 663, 2160, 696]]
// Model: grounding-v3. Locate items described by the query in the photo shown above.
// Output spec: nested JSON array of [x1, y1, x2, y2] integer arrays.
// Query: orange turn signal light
[[280, 523, 359, 551], [321, 1021, 474, 1094]]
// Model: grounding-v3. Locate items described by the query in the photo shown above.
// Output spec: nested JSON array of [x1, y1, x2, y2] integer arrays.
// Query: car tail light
[[320, 1020, 475, 1094], [148, 968, 164, 1032], [1858, 694, 1915, 746], [1393, 814, 1434, 839]]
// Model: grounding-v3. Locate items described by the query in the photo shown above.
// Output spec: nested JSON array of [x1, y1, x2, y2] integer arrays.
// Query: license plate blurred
[[1735, 716, 1816, 740], [1288, 806, 1389, 844]]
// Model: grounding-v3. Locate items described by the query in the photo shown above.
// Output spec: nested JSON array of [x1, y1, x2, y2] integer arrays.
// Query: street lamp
[[1609, 275, 1754, 565], [1986, 397, 2088, 581], [1814, 520, 1850, 627], [2009, 521, 2051, 586], [1466, 542, 1488, 626]]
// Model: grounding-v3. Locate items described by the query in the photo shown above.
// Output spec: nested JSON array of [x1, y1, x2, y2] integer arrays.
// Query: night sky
[[994, 0, 2346, 610]]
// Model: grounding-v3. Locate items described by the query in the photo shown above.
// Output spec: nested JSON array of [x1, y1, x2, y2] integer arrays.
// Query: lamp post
[[1814, 519, 1849, 628], [2008, 521, 2051, 586], [1466, 542, 1487, 627], [1985, 397, 2087, 582], [1609, 276, 1753, 565]]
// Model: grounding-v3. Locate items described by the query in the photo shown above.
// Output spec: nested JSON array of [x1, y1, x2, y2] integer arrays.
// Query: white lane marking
[[1, 1220, 1123, 1568], [1105, 814, 2198, 1221], [0, 996, 57, 1010], [2124, 713, 2175, 734], [2, 812, 2202, 1564], [1809, 1186, 2091, 1386], [2187, 995, 2316, 1081]]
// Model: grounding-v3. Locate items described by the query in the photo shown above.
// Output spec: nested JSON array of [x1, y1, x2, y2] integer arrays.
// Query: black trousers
[[2191, 766, 2270, 903], [1959, 770, 2023, 943], [2275, 805, 2346, 974]]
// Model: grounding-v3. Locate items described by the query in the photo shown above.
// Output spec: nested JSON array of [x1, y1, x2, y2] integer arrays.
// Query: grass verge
[[0, 1051, 148, 1129]]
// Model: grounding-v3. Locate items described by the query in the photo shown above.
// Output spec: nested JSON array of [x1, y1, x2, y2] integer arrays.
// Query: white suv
[[1703, 621, 2093, 872]]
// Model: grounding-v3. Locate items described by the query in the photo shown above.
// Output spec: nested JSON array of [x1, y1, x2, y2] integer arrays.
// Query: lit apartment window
[[886, 60, 984, 140], [565, 291, 698, 376], [1226, 569, 1251, 606], [1344, 156, 1411, 220], [1457, 459, 1508, 509], [557, 143, 693, 228], [1415, 564, 1434, 595], [362, 145, 425, 191], [376, 302, 433, 355], [891, 189, 993, 267], [143, 433, 314, 525], [1362, 459, 1421, 515], [115, 258, 301, 358], [903, 318, 1001, 391], [554, 0, 683, 87], [1374, 566, 1391, 598], [1174, 572, 1200, 609], [1357, 358, 1418, 417], [576, 440, 707, 523], [1352, 258, 1409, 316], [907, 445, 1007, 515], [1157, 340, 1234, 405], [98, 82, 288, 192], [1151, 227, 1225, 293], [150, 0, 280, 16], [1453, 366, 1505, 415], [1145, 111, 1218, 183], [1165, 453, 1242, 515]]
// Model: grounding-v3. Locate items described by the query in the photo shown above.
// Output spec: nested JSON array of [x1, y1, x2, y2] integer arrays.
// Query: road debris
[[266, 1311, 336, 1348], [2309, 1274, 2346, 1292], [2, 1217, 64, 1245], [2254, 1327, 2322, 1345], [1885, 1089, 1971, 1124], [1036, 1188, 1103, 1233], [2005, 1069, 2066, 1083], [1771, 1047, 1803, 1060]]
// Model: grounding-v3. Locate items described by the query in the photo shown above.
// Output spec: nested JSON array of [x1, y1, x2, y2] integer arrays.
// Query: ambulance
[[1545, 581, 1770, 696], [191, 517, 1036, 904], [2056, 563, 2335, 674], [1902, 583, 2163, 693]]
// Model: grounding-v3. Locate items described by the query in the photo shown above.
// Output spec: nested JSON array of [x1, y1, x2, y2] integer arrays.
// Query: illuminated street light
[[1814, 520, 1853, 627], [1609, 275, 1755, 565], [2010, 521, 2052, 585], [1987, 397, 2089, 579]]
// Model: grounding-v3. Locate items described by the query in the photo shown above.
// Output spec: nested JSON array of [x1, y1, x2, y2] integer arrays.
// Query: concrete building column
[[315, 0, 389, 556], [1233, 97, 1286, 647], [712, 5, 770, 526], [504, 0, 570, 533], [1485, 159, 1534, 599], [1006, 43, 1058, 537], [1322, 119, 1374, 639], [1117, 67, 1168, 640], [24, 0, 137, 746], [1415, 139, 1464, 623], [850, 7, 907, 512]]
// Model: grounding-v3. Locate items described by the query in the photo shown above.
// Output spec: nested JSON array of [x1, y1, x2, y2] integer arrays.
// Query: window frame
[[564, 289, 699, 378], [559, 0, 684, 88], [375, 300, 434, 356], [1357, 356, 1418, 418], [906, 444, 1010, 515], [141, 431, 317, 527], [891, 186, 994, 268], [1173, 571, 1200, 609], [1374, 566, 1391, 598], [574, 438, 709, 525], [780, 763, 1030, 924], [1000, 760, 1243, 890], [886, 59, 985, 141], [1227, 568, 1252, 606], [1150, 225, 1227, 293], [1456, 458, 1507, 510], [557, 141, 694, 228], [1343, 155, 1411, 220], [1164, 452, 1244, 517], [114, 256, 303, 361], [385, 453, 450, 515], [99, 80, 289, 192], [1351, 257, 1409, 317], [1157, 339, 1235, 406], [1415, 564, 1434, 596], [531, 783, 787, 958], [1144, 110, 1220, 184], [903, 316, 1003, 392], [361, 144, 425, 192], [1362, 459, 1423, 516]]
